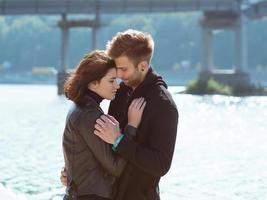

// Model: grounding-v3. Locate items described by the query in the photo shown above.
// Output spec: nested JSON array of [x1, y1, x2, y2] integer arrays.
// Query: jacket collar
[[127, 67, 167, 99], [85, 89, 103, 105], [78, 93, 104, 114]]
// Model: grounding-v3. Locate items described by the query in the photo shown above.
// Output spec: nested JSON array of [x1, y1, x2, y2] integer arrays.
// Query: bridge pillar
[[56, 9, 105, 95], [199, 11, 250, 86], [202, 27, 213, 72], [234, 16, 247, 72], [92, 28, 97, 50], [92, 4, 100, 50], [57, 13, 70, 95]]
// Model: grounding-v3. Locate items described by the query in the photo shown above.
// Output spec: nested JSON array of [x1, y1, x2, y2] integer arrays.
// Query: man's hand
[[60, 167, 68, 187], [128, 97, 146, 128], [94, 115, 121, 144]]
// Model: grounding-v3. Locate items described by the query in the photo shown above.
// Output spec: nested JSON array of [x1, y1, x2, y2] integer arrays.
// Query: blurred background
[[0, 0, 267, 200]]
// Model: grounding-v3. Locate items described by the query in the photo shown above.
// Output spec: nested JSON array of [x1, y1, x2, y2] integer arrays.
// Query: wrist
[[113, 133, 122, 144], [127, 122, 138, 128], [112, 134, 124, 151]]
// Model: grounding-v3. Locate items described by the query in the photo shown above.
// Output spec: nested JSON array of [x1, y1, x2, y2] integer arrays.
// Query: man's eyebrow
[[116, 66, 126, 69]]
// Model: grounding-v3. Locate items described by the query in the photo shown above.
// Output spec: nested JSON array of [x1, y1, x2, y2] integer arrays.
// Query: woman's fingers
[[130, 97, 145, 110], [60, 168, 68, 186], [130, 98, 139, 109], [94, 123, 105, 133], [128, 100, 134, 109], [136, 98, 145, 109], [107, 115, 119, 125], [140, 101, 146, 112], [94, 129, 105, 140], [127, 97, 146, 128], [96, 118, 107, 128], [100, 115, 115, 125], [135, 98, 145, 109]]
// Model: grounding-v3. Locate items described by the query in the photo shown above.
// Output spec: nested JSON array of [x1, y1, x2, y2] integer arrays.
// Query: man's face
[[114, 56, 143, 88]]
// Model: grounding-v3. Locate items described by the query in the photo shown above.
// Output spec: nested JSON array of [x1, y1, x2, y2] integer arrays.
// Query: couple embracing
[[61, 29, 178, 200]]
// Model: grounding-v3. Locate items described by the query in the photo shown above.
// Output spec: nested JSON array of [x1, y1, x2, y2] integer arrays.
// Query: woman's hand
[[128, 97, 146, 128], [60, 167, 67, 187], [94, 115, 121, 144]]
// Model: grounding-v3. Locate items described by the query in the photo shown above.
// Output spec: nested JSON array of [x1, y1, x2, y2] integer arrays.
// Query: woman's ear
[[88, 81, 99, 91]]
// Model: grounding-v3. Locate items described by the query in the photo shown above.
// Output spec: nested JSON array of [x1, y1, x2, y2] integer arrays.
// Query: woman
[[62, 50, 145, 200]]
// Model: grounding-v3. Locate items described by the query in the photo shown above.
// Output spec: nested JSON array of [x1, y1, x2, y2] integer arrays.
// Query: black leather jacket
[[63, 95, 136, 198]]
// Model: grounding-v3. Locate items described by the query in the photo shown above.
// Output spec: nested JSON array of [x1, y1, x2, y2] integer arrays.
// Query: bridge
[[244, 0, 267, 19], [0, 0, 242, 15], [0, 0, 265, 93]]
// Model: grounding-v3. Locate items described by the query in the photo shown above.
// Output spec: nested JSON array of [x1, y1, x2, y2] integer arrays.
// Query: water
[[0, 85, 267, 200]]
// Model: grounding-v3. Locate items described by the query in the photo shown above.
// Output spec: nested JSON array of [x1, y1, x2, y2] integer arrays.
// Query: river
[[0, 84, 266, 200]]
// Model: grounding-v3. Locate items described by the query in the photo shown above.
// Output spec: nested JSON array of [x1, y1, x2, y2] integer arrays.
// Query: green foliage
[[186, 78, 267, 96], [186, 78, 231, 95]]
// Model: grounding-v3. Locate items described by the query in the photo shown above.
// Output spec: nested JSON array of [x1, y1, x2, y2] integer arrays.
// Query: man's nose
[[116, 70, 123, 78]]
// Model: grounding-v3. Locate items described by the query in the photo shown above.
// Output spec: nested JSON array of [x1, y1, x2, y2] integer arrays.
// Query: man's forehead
[[115, 61, 134, 69], [115, 56, 132, 64], [116, 65, 127, 69]]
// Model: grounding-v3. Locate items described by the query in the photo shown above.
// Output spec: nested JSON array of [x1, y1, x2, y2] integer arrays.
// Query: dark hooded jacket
[[108, 68, 179, 200], [63, 91, 136, 199]]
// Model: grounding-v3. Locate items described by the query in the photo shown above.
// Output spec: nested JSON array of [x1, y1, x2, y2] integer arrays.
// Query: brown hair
[[64, 50, 116, 104], [106, 29, 154, 65]]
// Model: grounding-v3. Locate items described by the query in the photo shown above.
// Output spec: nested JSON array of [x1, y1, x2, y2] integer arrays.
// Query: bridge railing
[[0, 0, 242, 15]]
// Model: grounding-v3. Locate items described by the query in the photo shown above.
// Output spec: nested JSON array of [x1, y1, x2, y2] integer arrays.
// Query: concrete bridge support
[[199, 11, 250, 86], [201, 27, 213, 72], [234, 17, 247, 73], [56, 8, 103, 95], [57, 14, 69, 95]]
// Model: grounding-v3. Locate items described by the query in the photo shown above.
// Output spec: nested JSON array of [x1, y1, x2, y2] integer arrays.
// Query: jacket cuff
[[124, 125, 137, 140], [116, 134, 137, 160]]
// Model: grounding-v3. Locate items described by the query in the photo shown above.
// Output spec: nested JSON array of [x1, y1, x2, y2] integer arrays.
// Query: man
[[61, 29, 178, 200], [94, 29, 178, 200]]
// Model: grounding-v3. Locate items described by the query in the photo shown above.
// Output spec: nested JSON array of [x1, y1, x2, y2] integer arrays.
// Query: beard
[[125, 71, 143, 88]]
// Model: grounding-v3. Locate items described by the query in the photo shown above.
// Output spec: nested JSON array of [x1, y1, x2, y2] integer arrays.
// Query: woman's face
[[91, 68, 120, 100]]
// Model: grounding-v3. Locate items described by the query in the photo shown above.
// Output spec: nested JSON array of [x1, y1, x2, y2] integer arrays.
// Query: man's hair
[[106, 29, 154, 65]]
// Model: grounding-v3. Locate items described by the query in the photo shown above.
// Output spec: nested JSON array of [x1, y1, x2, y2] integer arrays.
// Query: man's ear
[[138, 61, 149, 72]]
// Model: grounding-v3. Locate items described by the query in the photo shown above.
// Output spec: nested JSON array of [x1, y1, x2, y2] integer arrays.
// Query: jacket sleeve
[[78, 110, 136, 177], [115, 103, 178, 177], [123, 124, 137, 139]]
